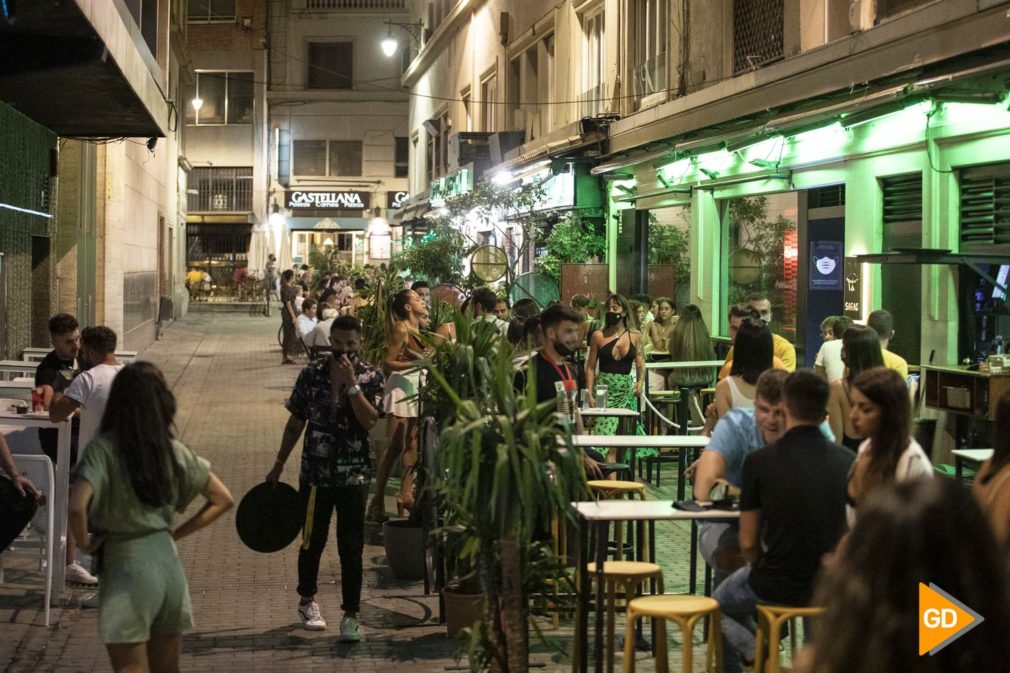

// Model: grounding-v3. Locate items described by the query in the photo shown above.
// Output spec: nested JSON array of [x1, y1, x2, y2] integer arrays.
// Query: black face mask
[[332, 350, 358, 362], [554, 340, 574, 357], [605, 311, 624, 327]]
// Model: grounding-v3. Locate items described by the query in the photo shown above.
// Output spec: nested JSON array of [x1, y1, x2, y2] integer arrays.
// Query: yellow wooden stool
[[586, 561, 664, 673], [621, 594, 722, 673], [588, 480, 646, 561], [753, 604, 824, 673]]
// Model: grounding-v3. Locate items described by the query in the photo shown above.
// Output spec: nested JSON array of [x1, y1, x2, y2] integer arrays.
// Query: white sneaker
[[79, 591, 99, 609], [339, 616, 364, 642], [65, 562, 98, 586], [298, 600, 326, 631]]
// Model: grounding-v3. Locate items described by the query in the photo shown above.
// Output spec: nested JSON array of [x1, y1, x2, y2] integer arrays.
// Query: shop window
[[188, 0, 235, 22], [580, 7, 606, 117], [722, 193, 798, 342], [307, 42, 353, 90], [631, 0, 667, 101], [733, 0, 784, 74], [187, 167, 253, 212], [394, 137, 409, 178], [187, 72, 253, 125]]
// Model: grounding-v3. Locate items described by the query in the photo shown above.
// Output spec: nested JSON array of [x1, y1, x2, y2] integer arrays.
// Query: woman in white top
[[846, 367, 932, 526], [715, 317, 774, 417]]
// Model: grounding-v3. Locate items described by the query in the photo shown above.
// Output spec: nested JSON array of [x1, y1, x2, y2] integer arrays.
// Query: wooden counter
[[922, 364, 1010, 420]]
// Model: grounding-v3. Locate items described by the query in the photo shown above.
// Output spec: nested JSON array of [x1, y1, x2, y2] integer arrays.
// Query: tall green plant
[[424, 331, 585, 673], [534, 212, 607, 283]]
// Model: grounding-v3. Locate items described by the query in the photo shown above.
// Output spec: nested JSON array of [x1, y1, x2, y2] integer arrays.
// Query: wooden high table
[[0, 411, 73, 603], [572, 499, 740, 673]]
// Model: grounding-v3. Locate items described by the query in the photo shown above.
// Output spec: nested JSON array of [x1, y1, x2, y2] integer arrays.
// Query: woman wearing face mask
[[585, 294, 649, 461]]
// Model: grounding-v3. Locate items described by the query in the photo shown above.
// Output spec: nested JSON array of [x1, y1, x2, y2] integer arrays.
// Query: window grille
[[187, 167, 253, 213], [881, 175, 921, 225], [959, 164, 1010, 247], [733, 0, 784, 74]]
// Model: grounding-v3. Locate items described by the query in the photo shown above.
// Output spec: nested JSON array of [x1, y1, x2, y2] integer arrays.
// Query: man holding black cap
[[267, 316, 385, 641]]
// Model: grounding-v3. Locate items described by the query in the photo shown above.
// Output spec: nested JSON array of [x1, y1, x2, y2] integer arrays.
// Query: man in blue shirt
[[692, 369, 834, 586]]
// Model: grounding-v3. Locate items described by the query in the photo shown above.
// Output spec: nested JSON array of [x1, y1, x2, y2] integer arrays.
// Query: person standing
[[267, 316, 385, 640], [35, 313, 96, 585], [265, 253, 278, 314], [50, 326, 124, 456], [280, 269, 300, 364], [866, 309, 909, 379], [368, 289, 428, 522], [69, 362, 233, 673]]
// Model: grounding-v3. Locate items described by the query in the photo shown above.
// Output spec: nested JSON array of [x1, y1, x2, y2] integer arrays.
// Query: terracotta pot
[[442, 586, 482, 638], [382, 518, 425, 580]]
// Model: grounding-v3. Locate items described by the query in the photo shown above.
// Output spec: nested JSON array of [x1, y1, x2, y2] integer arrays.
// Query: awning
[[286, 217, 367, 231], [391, 195, 431, 225]]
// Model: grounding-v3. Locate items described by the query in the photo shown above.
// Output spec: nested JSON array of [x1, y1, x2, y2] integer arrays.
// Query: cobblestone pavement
[[0, 313, 714, 673]]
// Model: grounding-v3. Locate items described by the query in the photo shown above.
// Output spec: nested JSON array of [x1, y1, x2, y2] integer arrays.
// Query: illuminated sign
[[429, 169, 471, 205], [387, 191, 409, 209], [844, 257, 862, 318], [286, 191, 370, 210]]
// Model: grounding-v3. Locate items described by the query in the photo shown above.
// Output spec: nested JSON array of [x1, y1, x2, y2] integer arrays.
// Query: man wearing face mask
[[516, 304, 604, 478], [267, 316, 385, 641]]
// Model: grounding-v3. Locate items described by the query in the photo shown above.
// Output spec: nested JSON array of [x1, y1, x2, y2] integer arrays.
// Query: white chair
[[0, 454, 55, 626]]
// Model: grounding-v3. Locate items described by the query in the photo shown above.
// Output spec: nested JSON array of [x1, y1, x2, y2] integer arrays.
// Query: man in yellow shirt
[[868, 309, 909, 379], [719, 295, 796, 379]]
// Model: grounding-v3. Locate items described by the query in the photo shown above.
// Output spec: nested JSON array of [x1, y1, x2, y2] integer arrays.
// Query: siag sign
[[286, 190, 370, 210], [387, 191, 409, 209], [843, 257, 862, 319]]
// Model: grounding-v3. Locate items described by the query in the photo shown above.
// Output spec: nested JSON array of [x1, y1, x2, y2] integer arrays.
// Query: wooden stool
[[754, 604, 824, 673], [622, 594, 722, 673], [587, 561, 664, 673], [588, 481, 646, 561]]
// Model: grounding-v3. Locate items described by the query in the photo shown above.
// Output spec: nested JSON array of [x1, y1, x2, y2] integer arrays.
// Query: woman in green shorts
[[69, 362, 233, 673]]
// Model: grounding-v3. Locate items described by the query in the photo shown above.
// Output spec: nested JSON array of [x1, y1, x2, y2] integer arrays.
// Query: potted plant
[[424, 325, 585, 671]]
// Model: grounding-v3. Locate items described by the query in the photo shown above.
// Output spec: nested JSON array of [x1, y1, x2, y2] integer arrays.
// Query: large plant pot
[[383, 518, 426, 580], [442, 586, 482, 638]]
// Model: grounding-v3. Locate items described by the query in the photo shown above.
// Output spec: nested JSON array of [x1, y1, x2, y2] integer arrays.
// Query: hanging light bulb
[[381, 26, 398, 58]]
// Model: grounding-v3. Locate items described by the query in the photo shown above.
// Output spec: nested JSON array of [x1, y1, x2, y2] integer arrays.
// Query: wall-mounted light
[[269, 200, 285, 228], [381, 26, 398, 57], [380, 19, 423, 58], [191, 97, 204, 112]]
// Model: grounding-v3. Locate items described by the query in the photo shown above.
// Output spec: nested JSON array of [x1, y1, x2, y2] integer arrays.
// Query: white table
[[572, 434, 709, 489], [572, 499, 739, 673], [953, 448, 993, 481], [0, 360, 38, 381], [0, 380, 34, 402], [577, 408, 640, 437], [0, 411, 72, 603]]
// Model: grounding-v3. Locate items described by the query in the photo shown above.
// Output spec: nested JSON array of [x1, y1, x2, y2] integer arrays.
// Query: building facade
[[266, 0, 410, 269], [403, 0, 1010, 375], [1, 0, 189, 354]]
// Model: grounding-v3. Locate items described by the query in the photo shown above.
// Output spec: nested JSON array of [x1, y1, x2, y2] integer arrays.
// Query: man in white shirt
[[813, 316, 852, 383], [470, 287, 508, 337], [306, 307, 339, 350], [297, 299, 319, 339], [50, 326, 124, 455]]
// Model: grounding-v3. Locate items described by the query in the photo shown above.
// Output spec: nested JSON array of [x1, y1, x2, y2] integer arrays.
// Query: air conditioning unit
[[447, 132, 491, 172]]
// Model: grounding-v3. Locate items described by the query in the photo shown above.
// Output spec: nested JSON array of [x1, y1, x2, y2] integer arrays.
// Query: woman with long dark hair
[[715, 317, 773, 417], [846, 367, 931, 525], [584, 294, 648, 459], [974, 390, 1010, 549], [666, 303, 717, 389], [68, 362, 233, 673], [368, 288, 428, 522], [827, 326, 885, 450], [801, 478, 1010, 673]]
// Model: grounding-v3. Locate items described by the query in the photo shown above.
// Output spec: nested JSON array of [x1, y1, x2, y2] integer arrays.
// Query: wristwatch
[[346, 384, 361, 396]]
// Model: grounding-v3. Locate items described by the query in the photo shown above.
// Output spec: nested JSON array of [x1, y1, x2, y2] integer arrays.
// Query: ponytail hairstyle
[[387, 288, 414, 331]]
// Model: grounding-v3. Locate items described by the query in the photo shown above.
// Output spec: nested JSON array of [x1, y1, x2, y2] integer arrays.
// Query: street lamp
[[380, 19, 423, 58], [269, 200, 285, 229]]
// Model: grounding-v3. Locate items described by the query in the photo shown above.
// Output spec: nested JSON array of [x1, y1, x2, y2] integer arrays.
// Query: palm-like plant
[[424, 324, 586, 673]]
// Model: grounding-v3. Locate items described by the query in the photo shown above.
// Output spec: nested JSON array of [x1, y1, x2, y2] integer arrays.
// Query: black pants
[[297, 484, 367, 612], [0, 477, 37, 552], [282, 321, 299, 358]]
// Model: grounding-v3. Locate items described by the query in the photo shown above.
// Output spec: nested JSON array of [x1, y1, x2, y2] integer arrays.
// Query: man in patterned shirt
[[267, 315, 385, 641]]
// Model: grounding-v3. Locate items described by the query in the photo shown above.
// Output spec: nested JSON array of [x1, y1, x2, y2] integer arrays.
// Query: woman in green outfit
[[69, 362, 233, 673], [585, 294, 651, 461]]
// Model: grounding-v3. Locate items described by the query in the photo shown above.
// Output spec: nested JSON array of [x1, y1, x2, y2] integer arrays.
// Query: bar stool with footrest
[[753, 604, 824, 673], [588, 560, 664, 673], [621, 594, 723, 673], [587, 480, 646, 561]]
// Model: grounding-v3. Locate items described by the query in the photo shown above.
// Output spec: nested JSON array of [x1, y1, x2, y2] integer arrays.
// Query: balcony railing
[[578, 82, 607, 118], [188, 167, 253, 213], [305, 0, 405, 9], [632, 53, 667, 102]]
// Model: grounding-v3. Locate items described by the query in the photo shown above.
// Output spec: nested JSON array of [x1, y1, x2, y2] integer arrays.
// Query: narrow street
[[1, 312, 701, 673]]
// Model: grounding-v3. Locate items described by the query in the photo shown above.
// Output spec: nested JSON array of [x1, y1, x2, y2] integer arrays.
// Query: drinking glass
[[595, 385, 608, 409]]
